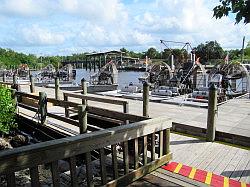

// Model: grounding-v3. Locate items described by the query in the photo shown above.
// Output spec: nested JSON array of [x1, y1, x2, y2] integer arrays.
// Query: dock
[[0, 82, 249, 186], [18, 84, 250, 185], [20, 84, 250, 138]]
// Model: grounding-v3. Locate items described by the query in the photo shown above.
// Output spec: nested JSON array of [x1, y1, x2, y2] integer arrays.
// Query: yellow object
[[205, 172, 212, 185], [188, 168, 197, 179]]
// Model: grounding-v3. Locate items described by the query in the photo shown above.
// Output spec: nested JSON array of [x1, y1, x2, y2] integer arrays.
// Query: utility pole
[[241, 36, 245, 63]]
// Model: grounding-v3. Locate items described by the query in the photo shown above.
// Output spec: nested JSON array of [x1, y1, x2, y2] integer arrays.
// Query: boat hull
[[46, 83, 119, 93]]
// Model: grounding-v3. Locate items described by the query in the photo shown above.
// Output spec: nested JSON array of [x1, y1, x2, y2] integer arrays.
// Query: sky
[[0, 0, 249, 56]]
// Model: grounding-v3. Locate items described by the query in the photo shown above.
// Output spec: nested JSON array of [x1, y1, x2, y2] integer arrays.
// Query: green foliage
[[0, 48, 38, 69], [0, 40, 249, 68], [0, 86, 17, 134], [213, 0, 250, 24], [145, 47, 158, 59], [245, 41, 250, 59], [194, 41, 224, 64]]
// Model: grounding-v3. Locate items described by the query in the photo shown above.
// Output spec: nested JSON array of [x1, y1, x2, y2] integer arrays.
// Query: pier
[[0, 81, 249, 186]]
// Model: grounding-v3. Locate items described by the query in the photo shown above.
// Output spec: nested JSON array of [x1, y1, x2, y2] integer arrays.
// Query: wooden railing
[[0, 117, 172, 187], [15, 91, 148, 132], [15, 91, 92, 133], [63, 92, 129, 117]]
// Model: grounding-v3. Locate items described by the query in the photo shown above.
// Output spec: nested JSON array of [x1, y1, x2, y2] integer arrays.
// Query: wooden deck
[[17, 85, 250, 185], [18, 105, 250, 185], [20, 85, 250, 138]]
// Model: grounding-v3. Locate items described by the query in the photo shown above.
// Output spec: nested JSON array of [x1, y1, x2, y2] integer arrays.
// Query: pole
[[55, 77, 60, 100], [3, 71, 6, 82], [11, 89, 17, 110], [143, 81, 150, 117], [78, 105, 87, 134], [29, 75, 35, 93], [39, 92, 47, 125], [81, 78, 87, 105], [64, 93, 69, 117], [13, 74, 17, 84], [241, 36, 245, 63], [12, 74, 19, 91], [163, 128, 170, 155], [206, 83, 217, 142]]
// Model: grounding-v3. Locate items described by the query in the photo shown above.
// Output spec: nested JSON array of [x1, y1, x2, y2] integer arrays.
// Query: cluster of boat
[[118, 57, 250, 105], [0, 61, 119, 93], [1, 55, 249, 107]]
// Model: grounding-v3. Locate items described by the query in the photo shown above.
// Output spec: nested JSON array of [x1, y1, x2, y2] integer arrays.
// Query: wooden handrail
[[0, 117, 171, 172], [0, 81, 30, 86], [64, 92, 128, 106], [17, 91, 40, 100], [0, 117, 172, 187], [47, 97, 78, 108], [87, 105, 148, 122]]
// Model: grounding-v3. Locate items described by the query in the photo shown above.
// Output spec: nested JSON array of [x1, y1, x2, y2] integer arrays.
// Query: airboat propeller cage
[[90, 61, 118, 85]]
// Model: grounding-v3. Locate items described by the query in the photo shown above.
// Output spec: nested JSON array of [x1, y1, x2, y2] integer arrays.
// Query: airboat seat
[[152, 89, 173, 96], [121, 85, 139, 93], [158, 86, 179, 93]]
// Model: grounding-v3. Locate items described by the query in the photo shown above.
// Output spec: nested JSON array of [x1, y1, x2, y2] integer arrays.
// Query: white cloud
[[133, 0, 250, 49], [21, 25, 65, 45], [0, 0, 249, 54], [0, 0, 51, 17], [132, 30, 153, 45], [58, 0, 128, 24]]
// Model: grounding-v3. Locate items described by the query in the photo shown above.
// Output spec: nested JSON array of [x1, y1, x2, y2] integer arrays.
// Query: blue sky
[[0, 0, 249, 56]]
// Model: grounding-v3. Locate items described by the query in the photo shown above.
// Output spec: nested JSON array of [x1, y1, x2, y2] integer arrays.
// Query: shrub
[[0, 86, 17, 134]]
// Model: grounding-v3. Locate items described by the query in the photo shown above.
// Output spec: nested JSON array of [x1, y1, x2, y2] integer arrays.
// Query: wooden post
[[64, 93, 69, 117], [11, 89, 17, 110], [29, 75, 35, 93], [12, 74, 19, 91], [85, 57, 88, 71], [13, 74, 17, 84], [206, 84, 217, 142], [55, 77, 59, 100], [81, 78, 87, 105], [123, 101, 129, 124], [39, 92, 47, 125], [123, 102, 129, 114], [143, 81, 150, 117], [163, 128, 170, 155], [94, 56, 96, 72], [3, 71, 6, 82], [99, 56, 101, 70], [78, 105, 87, 134]]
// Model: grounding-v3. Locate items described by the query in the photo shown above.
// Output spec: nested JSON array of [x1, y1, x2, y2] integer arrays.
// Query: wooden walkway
[[18, 85, 250, 185], [18, 106, 250, 185], [20, 85, 250, 138]]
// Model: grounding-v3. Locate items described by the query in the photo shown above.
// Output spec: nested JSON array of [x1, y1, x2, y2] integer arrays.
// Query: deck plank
[[239, 159, 250, 183], [230, 151, 250, 181], [220, 148, 247, 178], [212, 146, 239, 175]]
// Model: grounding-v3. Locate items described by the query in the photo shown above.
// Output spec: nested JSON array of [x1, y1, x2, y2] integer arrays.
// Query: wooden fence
[[0, 76, 173, 186], [0, 117, 172, 187], [14, 90, 148, 133], [63, 92, 129, 117]]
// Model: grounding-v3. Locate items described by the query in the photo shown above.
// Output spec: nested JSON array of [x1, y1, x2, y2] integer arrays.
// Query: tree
[[194, 41, 224, 64], [146, 47, 158, 59], [213, 0, 250, 24], [244, 41, 250, 59], [120, 48, 129, 56]]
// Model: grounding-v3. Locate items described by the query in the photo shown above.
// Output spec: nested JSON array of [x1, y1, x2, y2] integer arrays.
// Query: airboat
[[35, 64, 76, 87], [46, 61, 119, 93], [192, 62, 250, 102]]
